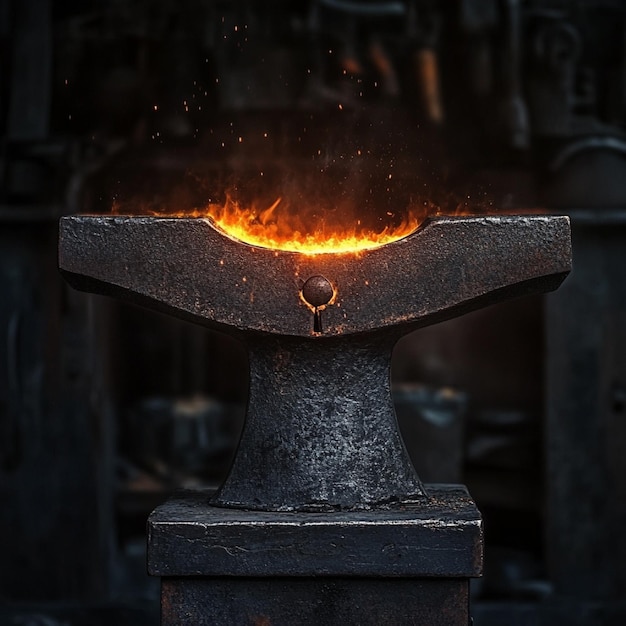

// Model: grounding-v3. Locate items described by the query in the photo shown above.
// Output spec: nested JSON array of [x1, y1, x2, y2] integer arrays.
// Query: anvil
[[59, 214, 571, 512]]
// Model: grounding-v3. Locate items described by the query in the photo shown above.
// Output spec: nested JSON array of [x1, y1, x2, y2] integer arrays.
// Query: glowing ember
[[203, 197, 421, 255]]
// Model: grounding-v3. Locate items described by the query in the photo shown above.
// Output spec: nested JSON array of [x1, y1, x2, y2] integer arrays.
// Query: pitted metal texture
[[59, 215, 571, 338], [59, 214, 572, 511]]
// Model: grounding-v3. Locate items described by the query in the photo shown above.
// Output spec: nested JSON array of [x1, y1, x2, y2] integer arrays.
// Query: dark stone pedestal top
[[148, 484, 482, 578]]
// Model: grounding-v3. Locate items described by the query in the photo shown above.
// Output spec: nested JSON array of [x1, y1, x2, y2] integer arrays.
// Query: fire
[[204, 197, 421, 255]]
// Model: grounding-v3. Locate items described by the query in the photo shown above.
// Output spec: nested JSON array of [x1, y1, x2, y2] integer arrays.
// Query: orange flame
[[204, 196, 422, 255]]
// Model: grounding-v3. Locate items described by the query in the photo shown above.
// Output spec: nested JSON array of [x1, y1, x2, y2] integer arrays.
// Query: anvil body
[[59, 214, 571, 624]]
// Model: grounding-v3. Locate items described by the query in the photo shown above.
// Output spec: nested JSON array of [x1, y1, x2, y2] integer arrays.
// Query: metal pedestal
[[148, 485, 482, 625]]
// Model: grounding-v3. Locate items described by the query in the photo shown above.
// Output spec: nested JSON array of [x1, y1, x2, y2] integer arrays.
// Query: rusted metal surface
[[59, 214, 571, 511]]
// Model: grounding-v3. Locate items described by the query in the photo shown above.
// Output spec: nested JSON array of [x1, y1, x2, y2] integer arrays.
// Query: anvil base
[[147, 485, 482, 625]]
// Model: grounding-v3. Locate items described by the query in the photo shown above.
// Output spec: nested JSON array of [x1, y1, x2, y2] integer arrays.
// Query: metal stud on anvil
[[59, 214, 571, 625]]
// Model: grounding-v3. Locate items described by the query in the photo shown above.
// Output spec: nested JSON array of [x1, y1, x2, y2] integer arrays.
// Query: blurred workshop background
[[1, 1, 626, 624]]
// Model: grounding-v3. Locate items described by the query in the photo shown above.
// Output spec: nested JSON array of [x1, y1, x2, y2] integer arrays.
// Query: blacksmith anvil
[[59, 214, 571, 625]]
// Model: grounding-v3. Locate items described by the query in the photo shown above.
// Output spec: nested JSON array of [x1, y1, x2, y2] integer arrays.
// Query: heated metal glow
[[204, 197, 421, 254]]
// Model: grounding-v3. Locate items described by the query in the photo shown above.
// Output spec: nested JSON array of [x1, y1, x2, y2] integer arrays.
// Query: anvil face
[[58, 214, 571, 511], [59, 215, 571, 339]]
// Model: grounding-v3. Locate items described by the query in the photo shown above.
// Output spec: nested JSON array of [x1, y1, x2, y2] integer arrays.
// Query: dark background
[[1, 1, 626, 624]]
